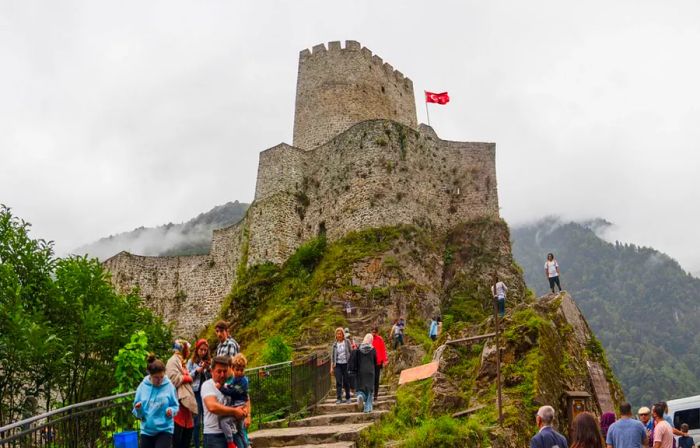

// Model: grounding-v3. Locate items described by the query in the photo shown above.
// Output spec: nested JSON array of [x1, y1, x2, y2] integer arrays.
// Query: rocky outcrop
[[434, 292, 624, 446]]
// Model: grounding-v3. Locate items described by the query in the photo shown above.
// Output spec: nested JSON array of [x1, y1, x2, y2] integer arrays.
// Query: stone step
[[248, 422, 372, 447], [278, 443, 354, 448], [315, 399, 394, 415], [290, 410, 388, 427], [322, 393, 396, 404]]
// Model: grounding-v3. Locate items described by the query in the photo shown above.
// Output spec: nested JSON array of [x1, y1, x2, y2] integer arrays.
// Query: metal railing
[[247, 354, 331, 425], [0, 392, 137, 448], [1, 355, 331, 446]]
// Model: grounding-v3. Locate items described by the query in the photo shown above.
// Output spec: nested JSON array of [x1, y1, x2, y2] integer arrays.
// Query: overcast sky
[[1, 0, 699, 273]]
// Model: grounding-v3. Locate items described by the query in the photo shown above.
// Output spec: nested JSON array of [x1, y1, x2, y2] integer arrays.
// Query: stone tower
[[292, 40, 418, 150]]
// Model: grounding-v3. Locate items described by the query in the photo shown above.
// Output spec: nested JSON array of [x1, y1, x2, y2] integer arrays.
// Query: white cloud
[[1, 0, 698, 271]]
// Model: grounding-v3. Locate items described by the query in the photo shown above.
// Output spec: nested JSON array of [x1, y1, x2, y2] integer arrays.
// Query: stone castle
[[105, 40, 499, 337]]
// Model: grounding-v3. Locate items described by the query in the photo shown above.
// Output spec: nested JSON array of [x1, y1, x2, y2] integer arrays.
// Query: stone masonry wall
[[293, 40, 417, 150], [249, 119, 498, 264], [104, 221, 245, 337]]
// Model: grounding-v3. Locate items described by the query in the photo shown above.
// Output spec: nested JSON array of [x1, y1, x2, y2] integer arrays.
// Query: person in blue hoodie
[[133, 354, 180, 448]]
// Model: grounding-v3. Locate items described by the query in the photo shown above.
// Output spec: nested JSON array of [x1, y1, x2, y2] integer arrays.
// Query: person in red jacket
[[371, 326, 388, 399]]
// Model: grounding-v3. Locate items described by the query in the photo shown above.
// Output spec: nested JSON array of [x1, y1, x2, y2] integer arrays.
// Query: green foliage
[[359, 380, 489, 447], [512, 217, 700, 406], [260, 336, 292, 365], [113, 331, 150, 394], [215, 226, 415, 364], [0, 205, 171, 425]]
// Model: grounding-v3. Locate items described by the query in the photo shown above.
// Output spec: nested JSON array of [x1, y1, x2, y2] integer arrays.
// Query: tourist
[[353, 333, 377, 413], [429, 317, 438, 341], [344, 300, 352, 316], [132, 354, 179, 448], [330, 327, 352, 404], [215, 320, 240, 360], [201, 356, 249, 448], [166, 340, 198, 448], [371, 326, 387, 398], [570, 412, 603, 448], [530, 405, 568, 448], [187, 339, 211, 448], [391, 319, 404, 350], [651, 402, 674, 448], [217, 353, 251, 448], [661, 401, 688, 438], [605, 402, 647, 448], [678, 424, 694, 448], [545, 253, 562, 293], [491, 277, 508, 317], [600, 412, 616, 441]]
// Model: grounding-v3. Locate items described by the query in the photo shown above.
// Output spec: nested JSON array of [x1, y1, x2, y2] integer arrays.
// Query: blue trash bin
[[113, 430, 138, 448]]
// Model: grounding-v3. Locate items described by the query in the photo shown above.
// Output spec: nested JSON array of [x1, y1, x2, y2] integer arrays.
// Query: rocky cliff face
[[421, 291, 623, 447]]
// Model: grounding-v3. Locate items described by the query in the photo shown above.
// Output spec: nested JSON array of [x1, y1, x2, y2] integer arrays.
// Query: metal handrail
[[1, 355, 331, 444], [0, 392, 135, 433]]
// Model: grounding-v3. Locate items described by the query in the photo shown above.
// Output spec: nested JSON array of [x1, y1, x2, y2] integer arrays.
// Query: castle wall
[[254, 143, 305, 201], [104, 222, 245, 337], [246, 119, 499, 265], [293, 41, 417, 151]]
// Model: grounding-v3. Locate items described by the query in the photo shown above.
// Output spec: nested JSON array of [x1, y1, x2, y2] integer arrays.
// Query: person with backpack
[[352, 334, 377, 413]]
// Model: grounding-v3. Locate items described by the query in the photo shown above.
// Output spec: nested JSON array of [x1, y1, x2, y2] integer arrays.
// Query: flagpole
[[424, 91, 431, 126]]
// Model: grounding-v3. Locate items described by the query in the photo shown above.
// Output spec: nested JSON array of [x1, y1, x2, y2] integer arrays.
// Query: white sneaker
[[357, 394, 364, 412]]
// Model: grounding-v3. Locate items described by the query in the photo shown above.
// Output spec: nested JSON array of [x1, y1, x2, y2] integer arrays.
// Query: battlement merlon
[[298, 41, 414, 90], [293, 41, 418, 150]]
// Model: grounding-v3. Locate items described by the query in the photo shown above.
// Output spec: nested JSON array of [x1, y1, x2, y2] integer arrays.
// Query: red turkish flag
[[425, 91, 449, 105]]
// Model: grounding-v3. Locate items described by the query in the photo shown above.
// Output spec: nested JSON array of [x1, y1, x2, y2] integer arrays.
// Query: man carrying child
[[217, 354, 251, 448], [201, 356, 251, 448]]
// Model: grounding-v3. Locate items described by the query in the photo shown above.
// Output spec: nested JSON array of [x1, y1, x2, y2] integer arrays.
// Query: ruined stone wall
[[104, 222, 245, 337], [292, 40, 417, 151], [247, 119, 498, 264]]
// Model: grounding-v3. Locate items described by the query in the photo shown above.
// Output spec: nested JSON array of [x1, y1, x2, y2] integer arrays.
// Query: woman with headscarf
[[353, 333, 377, 413], [186, 339, 211, 448], [600, 412, 616, 441], [166, 339, 198, 448]]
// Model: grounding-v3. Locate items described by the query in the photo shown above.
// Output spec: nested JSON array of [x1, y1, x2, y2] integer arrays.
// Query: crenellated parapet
[[293, 40, 417, 150]]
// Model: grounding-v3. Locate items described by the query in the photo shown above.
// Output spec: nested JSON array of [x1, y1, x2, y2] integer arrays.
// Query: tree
[[0, 205, 171, 425]]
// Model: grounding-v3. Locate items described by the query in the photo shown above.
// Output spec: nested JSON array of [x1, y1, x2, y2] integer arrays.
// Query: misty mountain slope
[[75, 201, 249, 259], [512, 217, 700, 406]]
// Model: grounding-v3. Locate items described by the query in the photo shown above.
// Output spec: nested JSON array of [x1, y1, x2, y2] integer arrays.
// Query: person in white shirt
[[201, 356, 248, 448], [491, 277, 508, 317], [544, 253, 562, 294]]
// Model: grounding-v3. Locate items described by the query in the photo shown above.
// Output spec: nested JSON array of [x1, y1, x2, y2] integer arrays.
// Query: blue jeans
[[203, 433, 227, 448], [334, 363, 350, 400], [357, 391, 374, 412]]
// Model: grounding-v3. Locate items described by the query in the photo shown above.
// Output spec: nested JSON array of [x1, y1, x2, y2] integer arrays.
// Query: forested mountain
[[512, 217, 700, 406], [75, 201, 249, 259]]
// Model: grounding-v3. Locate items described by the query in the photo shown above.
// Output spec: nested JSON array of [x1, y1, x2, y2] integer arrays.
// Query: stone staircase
[[249, 384, 395, 447]]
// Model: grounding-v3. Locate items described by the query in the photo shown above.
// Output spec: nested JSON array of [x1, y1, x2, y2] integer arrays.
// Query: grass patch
[[358, 380, 490, 447]]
